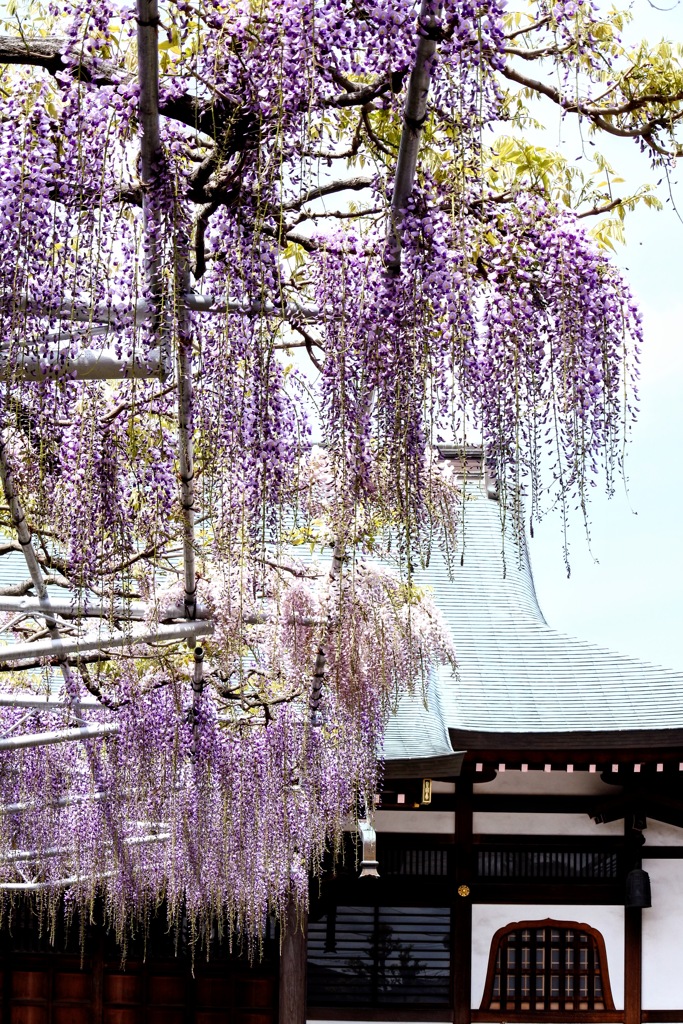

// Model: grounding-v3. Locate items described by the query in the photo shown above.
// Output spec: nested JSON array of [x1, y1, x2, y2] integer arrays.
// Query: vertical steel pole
[[137, 0, 171, 379]]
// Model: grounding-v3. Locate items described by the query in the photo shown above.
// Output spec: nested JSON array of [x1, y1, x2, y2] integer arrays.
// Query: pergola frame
[[0, 0, 441, 888]]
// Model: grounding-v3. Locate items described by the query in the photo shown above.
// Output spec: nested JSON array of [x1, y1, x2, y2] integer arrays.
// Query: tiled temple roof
[[382, 460, 683, 768]]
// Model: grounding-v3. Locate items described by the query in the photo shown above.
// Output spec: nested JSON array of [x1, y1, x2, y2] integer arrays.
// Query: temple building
[[3, 449, 683, 1024], [300, 449, 683, 1024]]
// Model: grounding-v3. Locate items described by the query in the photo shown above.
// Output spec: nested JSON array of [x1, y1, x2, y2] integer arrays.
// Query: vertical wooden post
[[279, 897, 307, 1024], [454, 777, 473, 1024], [624, 811, 643, 1024], [624, 907, 642, 1024]]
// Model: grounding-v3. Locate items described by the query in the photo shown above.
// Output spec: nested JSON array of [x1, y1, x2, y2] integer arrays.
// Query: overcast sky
[[524, 0, 683, 669]]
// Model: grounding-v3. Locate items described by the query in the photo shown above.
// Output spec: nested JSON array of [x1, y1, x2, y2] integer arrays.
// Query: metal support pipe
[[0, 438, 52, 604], [0, 832, 170, 864], [176, 273, 197, 636], [0, 722, 119, 752], [0, 433, 77, 698], [0, 790, 110, 816], [0, 347, 161, 381], [385, 0, 442, 275], [191, 644, 204, 754], [0, 871, 116, 891], [0, 693, 100, 710], [5, 292, 329, 325], [137, 0, 171, 379], [308, 541, 344, 727], [0, 620, 213, 665], [0, 595, 211, 621]]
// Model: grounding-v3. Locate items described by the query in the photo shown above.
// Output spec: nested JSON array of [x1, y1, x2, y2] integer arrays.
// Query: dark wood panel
[[236, 977, 274, 1009], [103, 1009, 143, 1024], [53, 973, 92, 1001], [10, 1007, 49, 1024], [9, 1008, 49, 1024], [195, 977, 232, 1008], [52, 1007, 91, 1024], [643, 1011, 683, 1021], [104, 974, 145, 1005], [0, 939, 278, 1024], [11, 973, 49, 1001], [146, 974, 186, 1004]]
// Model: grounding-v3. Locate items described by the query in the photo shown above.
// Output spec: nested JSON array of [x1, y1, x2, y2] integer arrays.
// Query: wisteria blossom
[[0, 0, 661, 945]]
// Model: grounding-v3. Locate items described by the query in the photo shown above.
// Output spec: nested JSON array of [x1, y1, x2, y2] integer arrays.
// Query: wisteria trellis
[[0, 0, 661, 946]]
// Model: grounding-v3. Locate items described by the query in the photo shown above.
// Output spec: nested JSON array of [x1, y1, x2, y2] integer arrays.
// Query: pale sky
[[525, 0, 683, 670]]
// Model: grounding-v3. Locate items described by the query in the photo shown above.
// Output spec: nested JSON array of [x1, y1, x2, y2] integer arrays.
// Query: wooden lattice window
[[481, 919, 615, 1013]]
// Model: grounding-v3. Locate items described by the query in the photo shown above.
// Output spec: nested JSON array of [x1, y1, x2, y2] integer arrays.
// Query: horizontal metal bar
[[0, 832, 170, 864], [0, 693, 100, 710], [1, 347, 161, 381], [7, 293, 329, 324], [0, 722, 119, 751], [0, 790, 110, 815], [0, 596, 211, 622], [0, 620, 213, 664], [0, 870, 116, 891]]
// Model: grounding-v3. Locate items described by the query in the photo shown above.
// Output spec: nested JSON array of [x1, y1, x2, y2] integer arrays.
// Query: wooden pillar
[[454, 777, 473, 1024], [279, 897, 307, 1024], [624, 907, 642, 1024], [624, 811, 643, 1024]]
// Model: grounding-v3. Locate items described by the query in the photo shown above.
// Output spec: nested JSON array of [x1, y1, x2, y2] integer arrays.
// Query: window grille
[[476, 846, 620, 882], [308, 905, 451, 1008], [481, 920, 615, 1013], [380, 845, 450, 877]]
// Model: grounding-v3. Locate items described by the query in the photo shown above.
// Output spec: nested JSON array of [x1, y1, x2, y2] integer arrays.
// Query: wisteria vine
[[0, 0, 657, 946]]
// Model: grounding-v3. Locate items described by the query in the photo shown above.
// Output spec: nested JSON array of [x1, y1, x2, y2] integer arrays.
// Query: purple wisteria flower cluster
[[0, 0, 646, 945]]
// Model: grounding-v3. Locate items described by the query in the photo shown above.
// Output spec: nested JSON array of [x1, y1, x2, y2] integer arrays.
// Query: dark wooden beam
[[625, 907, 642, 1024], [279, 897, 307, 1024], [454, 778, 473, 1024], [470, 883, 623, 904], [624, 812, 643, 1024]]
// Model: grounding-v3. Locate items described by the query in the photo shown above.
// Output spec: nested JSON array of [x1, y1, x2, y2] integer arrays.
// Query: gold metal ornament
[[457, 884, 471, 897]]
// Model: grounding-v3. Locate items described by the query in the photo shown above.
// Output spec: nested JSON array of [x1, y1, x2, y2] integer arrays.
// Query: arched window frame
[[480, 918, 615, 1014]]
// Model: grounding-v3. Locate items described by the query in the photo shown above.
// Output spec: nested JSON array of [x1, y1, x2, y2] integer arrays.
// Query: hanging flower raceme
[[0, 0, 647, 950], [0, 514, 455, 948]]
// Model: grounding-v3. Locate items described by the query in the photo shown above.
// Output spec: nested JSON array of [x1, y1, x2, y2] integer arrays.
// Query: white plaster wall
[[642, 859, 683, 1008], [474, 771, 616, 796], [471, 904, 624, 1011], [643, 819, 683, 846], [473, 811, 623, 836], [374, 810, 455, 833]]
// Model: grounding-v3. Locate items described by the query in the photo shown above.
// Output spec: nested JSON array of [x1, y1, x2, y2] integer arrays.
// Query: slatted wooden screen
[[308, 905, 451, 1009]]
